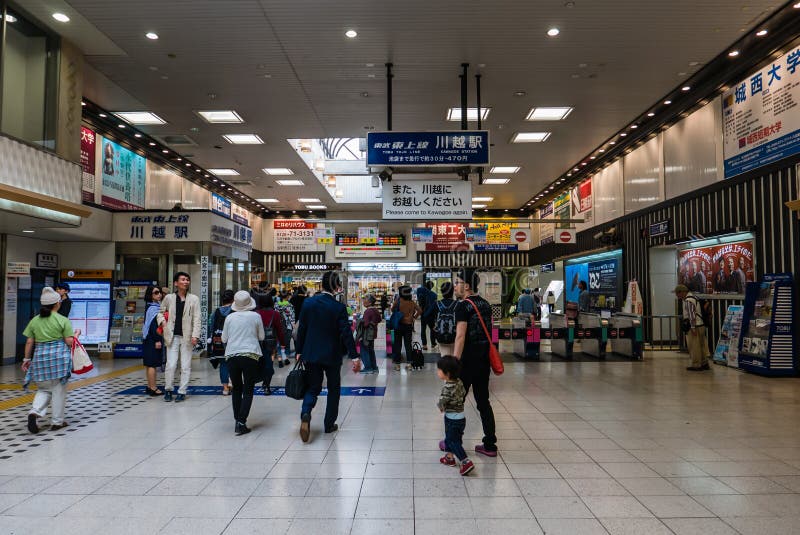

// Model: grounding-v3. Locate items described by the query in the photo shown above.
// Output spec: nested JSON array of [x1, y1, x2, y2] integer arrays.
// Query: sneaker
[[300, 413, 311, 443], [474, 445, 498, 457], [439, 455, 456, 466], [50, 422, 69, 431], [459, 459, 475, 476], [27, 413, 39, 434], [284, 359, 291, 366], [263, 385, 272, 396], [163, 391, 173, 402], [278, 360, 284, 368], [175, 394, 186, 402], [235, 422, 251, 436], [439, 440, 447, 452]]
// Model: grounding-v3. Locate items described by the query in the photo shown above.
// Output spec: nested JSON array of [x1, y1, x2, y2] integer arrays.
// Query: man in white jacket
[[159, 272, 201, 402]]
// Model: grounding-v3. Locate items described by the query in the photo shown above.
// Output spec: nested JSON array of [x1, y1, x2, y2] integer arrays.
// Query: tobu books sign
[[557, 229, 576, 244]]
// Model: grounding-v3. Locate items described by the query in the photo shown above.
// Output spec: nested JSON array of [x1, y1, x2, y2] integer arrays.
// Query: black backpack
[[260, 312, 278, 356], [687, 296, 713, 328], [434, 300, 457, 344], [210, 308, 230, 357]]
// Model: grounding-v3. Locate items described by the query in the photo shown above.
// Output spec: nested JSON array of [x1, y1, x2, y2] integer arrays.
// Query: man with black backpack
[[434, 281, 457, 356], [417, 281, 438, 351], [675, 284, 711, 371], [208, 290, 235, 395]]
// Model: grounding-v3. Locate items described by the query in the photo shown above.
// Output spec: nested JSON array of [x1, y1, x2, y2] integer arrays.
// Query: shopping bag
[[285, 359, 309, 400], [387, 310, 403, 331], [464, 299, 504, 376], [71, 338, 94, 375]]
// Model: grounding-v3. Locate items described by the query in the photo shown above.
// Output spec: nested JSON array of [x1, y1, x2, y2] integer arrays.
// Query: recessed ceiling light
[[472, 204, 487, 209], [162, 149, 169, 153], [581, 162, 588, 166], [567, 173, 572, 177], [511, 132, 551, 143], [176, 158, 182, 161], [149, 142, 156, 146], [222, 134, 264, 145], [664, 100, 672, 105], [298, 198, 321, 203], [345, 29, 358, 38], [756, 29, 768, 36], [794, 2, 800, 7], [573, 167, 579, 171], [118, 124, 126, 129], [482, 178, 510, 185], [134, 133, 142, 138], [489, 166, 520, 174], [513, 90, 527, 97], [80, 101, 86, 106], [681, 86, 691, 91], [22, 229, 35, 233], [276, 179, 304, 186], [208, 168, 240, 176], [145, 32, 159, 40], [196, 110, 243, 124], [590, 156, 596, 160], [647, 112, 655, 117], [113, 111, 166, 125], [185, 163, 191, 167], [547, 28, 560, 37], [472, 197, 494, 202], [446, 107, 491, 121], [728, 50, 740, 57], [526, 107, 573, 121], [609, 141, 616, 145], [306, 205, 326, 210], [620, 133, 628, 137], [262, 168, 294, 175], [52, 13, 70, 22], [630, 124, 638, 129], [98, 113, 107, 118], [598, 149, 605, 153]]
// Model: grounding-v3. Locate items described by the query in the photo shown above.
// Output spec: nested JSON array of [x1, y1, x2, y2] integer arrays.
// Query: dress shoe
[[175, 393, 186, 402], [235, 422, 251, 435], [27, 414, 39, 434], [300, 413, 311, 443], [163, 391, 173, 402], [324, 424, 338, 433]]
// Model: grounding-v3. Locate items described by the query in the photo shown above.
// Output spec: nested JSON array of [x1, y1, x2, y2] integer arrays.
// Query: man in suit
[[158, 272, 201, 402], [295, 271, 360, 442]]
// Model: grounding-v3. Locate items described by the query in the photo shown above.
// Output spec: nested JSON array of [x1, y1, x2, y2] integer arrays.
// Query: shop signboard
[[211, 193, 232, 218], [723, 44, 800, 178], [278, 263, 342, 271], [80, 126, 96, 203], [383, 180, 471, 220], [411, 227, 433, 242], [273, 220, 321, 252], [100, 137, 147, 210], [367, 130, 489, 167], [678, 239, 754, 295]]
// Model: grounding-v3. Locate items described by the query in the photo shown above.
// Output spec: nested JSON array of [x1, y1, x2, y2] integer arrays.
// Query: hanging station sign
[[383, 179, 471, 220], [367, 131, 490, 167], [722, 44, 800, 178]]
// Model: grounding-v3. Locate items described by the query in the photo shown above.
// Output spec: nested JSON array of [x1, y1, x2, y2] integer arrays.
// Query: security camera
[[379, 167, 393, 181], [593, 231, 603, 240]]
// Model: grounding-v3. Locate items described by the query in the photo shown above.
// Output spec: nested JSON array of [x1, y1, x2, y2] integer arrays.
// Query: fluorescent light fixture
[[345, 29, 358, 38], [196, 110, 243, 123], [256, 198, 279, 203], [511, 132, 551, 143], [262, 168, 293, 175], [447, 107, 491, 121], [489, 166, 520, 174], [276, 179, 304, 186], [547, 28, 560, 37], [222, 134, 264, 144], [472, 204, 487, 209], [306, 205, 326, 210], [22, 229, 35, 233], [146, 32, 159, 40], [208, 168, 240, 176], [52, 13, 70, 22], [482, 177, 510, 185], [472, 197, 494, 202], [113, 111, 166, 125], [526, 107, 573, 121], [298, 198, 321, 203]]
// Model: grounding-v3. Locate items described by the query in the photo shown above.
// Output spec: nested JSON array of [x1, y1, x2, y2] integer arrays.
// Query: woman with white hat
[[221, 290, 265, 435], [21, 287, 79, 433]]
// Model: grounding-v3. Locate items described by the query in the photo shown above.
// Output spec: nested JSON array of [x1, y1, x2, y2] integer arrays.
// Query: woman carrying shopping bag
[[21, 287, 79, 433]]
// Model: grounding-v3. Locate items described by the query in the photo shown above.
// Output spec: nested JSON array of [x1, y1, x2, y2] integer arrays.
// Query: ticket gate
[[608, 313, 643, 359], [541, 312, 574, 358], [575, 312, 608, 358], [497, 318, 527, 356]]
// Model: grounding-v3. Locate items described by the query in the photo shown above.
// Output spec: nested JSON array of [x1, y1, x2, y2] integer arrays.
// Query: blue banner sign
[[648, 220, 670, 238], [211, 193, 232, 218], [116, 385, 386, 397], [466, 228, 487, 242], [367, 131, 489, 167], [474, 243, 518, 252], [411, 227, 433, 242]]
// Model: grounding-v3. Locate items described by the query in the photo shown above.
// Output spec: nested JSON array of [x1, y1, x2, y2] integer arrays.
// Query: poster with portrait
[[678, 240, 754, 295], [100, 138, 147, 210]]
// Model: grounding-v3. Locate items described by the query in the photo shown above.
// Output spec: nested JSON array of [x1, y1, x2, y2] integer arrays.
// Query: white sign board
[[6, 262, 30, 276], [273, 220, 322, 252], [723, 44, 800, 178], [383, 180, 471, 220]]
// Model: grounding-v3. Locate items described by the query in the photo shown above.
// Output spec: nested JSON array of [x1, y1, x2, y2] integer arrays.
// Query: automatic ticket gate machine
[[608, 313, 643, 359], [575, 312, 608, 358], [497, 316, 541, 360], [542, 312, 574, 358]]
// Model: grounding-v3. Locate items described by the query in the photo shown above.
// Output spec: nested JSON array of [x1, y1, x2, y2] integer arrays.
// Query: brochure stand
[[738, 273, 796, 376]]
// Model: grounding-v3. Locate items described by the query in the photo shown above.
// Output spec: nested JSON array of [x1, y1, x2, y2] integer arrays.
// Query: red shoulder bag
[[464, 298, 504, 376]]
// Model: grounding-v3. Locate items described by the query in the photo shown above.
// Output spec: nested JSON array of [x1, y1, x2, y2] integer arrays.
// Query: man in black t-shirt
[[450, 268, 498, 457]]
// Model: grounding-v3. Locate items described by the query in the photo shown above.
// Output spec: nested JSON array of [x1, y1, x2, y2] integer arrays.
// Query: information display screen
[[67, 281, 112, 344]]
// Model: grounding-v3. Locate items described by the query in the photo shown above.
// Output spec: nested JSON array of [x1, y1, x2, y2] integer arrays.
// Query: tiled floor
[[1, 350, 800, 534]]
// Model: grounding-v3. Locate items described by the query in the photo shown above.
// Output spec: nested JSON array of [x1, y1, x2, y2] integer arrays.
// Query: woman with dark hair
[[21, 287, 78, 433], [142, 285, 165, 396], [391, 285, 421, 371], [255, 293, 286, 393], [208, 290, 235, 395]]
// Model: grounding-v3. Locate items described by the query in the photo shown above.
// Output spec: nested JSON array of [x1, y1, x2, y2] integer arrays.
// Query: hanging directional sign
[[367, 131, 490, 167]]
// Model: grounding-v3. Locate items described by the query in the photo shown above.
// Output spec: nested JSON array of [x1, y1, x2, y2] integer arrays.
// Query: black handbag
[[285, 358, 309, 400]]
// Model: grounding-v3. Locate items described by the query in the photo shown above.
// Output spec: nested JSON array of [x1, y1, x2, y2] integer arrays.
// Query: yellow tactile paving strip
[[0, 364, 143, 411]]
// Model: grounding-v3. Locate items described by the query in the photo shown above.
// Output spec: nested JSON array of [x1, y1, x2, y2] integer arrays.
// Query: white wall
[[592, 161, 624, 226], [624, 135, 664, 214], [664, 99, 722, 199]]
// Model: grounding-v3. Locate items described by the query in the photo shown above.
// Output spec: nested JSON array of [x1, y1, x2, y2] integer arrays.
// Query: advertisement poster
[[424, 223, 467, 251], [539, 202, 554, 245], [411, 227, 433, 242], [554, 191, 571, 229], [571, 178, 593, 229], [100, 138, 147, 210], [273, 220, 322, 252], [740, 282, 775, 358], [722, 44, 800, 178], [678, 240, 754, 295], [564, 263, 589, 304], [383, 180, 471, 220], [80, 127, 96, 203], [564, 251, 623, 310], [714, 305, 744, 366]]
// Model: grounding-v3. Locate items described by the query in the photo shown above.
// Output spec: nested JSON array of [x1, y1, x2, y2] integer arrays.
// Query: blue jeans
[[361, 339, 377, 370], [301, 361, 342, 431], [444, 416, 467, 461], [218, 360, 230, 385]]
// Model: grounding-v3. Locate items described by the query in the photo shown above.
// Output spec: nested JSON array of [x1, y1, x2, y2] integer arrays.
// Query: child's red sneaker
[[459, 459, 475, 476], [439, 455, 456, 466]]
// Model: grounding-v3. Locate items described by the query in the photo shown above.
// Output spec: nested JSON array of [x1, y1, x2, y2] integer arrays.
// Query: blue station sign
[[367, 131, 490, 167], [648, 220, 670, 238]]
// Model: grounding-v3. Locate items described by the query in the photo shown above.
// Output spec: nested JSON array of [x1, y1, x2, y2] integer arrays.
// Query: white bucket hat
[[231, 290, 256, 312], [41, 287, 61, 306]]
